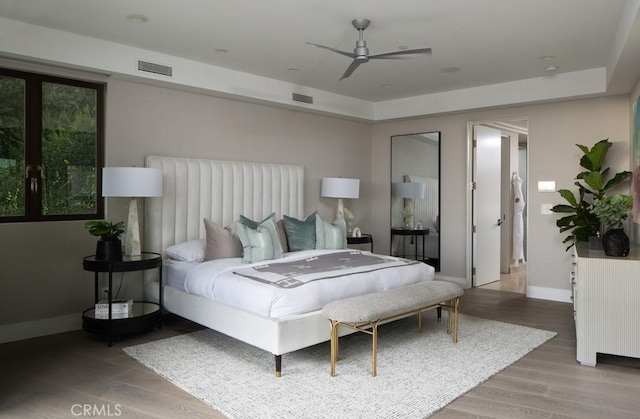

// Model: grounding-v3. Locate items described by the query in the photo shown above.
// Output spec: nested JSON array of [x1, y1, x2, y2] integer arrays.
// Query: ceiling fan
[[307, 18, 432, 81]]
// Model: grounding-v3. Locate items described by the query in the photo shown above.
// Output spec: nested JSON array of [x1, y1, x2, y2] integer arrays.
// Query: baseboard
[[0, 313, 82, 344], [434, 274, 468, 288], [526, 285, 572, 303]]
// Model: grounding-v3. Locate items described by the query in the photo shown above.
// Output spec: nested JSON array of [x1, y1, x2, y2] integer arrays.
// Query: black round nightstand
[[347, 233, 373, 252], [82, 252, 162, 346]]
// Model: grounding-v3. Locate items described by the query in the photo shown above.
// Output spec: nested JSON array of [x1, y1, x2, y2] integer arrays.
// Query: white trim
[[434, 274, 467, 289], [526, 286, 572, 303], [0, 313, 82, 344]]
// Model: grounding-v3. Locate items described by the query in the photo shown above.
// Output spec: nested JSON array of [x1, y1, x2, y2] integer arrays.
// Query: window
[[0, 68, 104, 222]]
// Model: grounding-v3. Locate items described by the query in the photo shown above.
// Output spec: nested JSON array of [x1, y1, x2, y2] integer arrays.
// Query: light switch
[[541, 203, 553, 215], [538, 181, 556, 192]]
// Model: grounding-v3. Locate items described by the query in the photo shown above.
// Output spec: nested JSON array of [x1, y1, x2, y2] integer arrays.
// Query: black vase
[[95, 238, 123, 261], [602, 229, 629, 257]]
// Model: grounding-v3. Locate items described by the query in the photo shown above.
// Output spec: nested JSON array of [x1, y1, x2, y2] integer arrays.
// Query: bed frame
[[143, 155, 348, 377]]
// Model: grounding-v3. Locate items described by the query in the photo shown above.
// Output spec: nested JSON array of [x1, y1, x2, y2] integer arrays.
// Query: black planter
[[95, 238, 123, 261], [602, 228, 629, 257]]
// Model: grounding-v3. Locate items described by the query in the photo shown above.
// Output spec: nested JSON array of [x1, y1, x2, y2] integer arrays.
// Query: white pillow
[[165, 239, 206, 262]]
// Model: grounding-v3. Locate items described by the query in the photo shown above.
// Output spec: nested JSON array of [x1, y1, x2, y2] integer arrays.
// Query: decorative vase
[[95, 238, 123, 261], [601, 228, 629, 257]]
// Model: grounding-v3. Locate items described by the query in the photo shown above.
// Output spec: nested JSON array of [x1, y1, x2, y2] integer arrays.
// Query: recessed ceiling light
[[539, 55, 555, 61], [545, 65, 559, 72], [215, 49, 228, 54], [398, 45, 409, 50], [382, 83, 394, 88], [126, 14, 149, 23], [440, 66, 461, 74], [288, 67, 300, 72]]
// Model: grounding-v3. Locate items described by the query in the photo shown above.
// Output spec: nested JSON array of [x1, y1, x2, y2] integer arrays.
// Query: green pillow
[[283, 212, 317, 251], [315, 214, 347, 249], [236, 213, 283, 263]]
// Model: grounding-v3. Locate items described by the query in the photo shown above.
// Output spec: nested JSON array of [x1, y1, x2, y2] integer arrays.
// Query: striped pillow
[[315, 214, 347, 249], [236, 213, 283, 263]]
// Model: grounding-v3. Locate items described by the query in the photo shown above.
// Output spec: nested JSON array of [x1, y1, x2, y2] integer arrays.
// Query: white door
[[473, 125, 502, 286]]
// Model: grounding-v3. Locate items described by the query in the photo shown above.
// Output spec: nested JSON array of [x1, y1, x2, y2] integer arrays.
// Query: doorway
[[467, 119, 528, 293]]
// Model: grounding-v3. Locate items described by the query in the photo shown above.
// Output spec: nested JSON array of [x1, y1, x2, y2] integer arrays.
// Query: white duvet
[[173, 249, 435, 319]]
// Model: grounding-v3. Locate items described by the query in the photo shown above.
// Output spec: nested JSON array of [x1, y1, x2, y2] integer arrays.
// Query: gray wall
[[371, 96, 630, 295], [0, 76, 632, 340]]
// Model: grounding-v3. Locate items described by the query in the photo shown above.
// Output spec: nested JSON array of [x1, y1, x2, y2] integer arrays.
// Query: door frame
[[466, 117, 529, 288]]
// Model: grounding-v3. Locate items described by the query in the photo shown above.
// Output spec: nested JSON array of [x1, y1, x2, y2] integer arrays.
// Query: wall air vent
[[292, 93, 313, 104], [137, 60, 173, 77]]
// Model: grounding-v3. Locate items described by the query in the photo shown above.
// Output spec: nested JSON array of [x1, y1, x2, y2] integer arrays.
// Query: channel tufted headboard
[[144, 155, 304, 256]]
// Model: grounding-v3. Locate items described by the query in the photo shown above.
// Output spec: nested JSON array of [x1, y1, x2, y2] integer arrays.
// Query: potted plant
[[85, 220, 125, 260], [589, 194, 632, 256], [551, 139, 631, 250]]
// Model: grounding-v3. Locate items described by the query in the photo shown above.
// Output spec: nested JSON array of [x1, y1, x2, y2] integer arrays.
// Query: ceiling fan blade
[[306, 42, 354, 58], [339, 59, 364, 80], [369, 48, 432, 60]]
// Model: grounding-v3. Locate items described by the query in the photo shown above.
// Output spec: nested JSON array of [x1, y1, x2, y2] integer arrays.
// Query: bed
[[143, 155, 435, 376]]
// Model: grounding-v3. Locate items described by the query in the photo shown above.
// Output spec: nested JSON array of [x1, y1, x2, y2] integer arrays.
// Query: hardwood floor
[[1, 288, 639, 418]]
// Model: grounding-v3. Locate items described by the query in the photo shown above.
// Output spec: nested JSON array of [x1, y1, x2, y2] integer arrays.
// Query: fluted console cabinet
[[574, 242, 640, 366]]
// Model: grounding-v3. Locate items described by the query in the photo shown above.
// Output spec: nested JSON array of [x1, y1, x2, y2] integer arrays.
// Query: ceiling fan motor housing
[[354, 40, 369, 61]]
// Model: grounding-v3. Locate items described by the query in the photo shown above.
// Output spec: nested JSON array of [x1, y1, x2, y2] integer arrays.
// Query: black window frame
[[0, 67, 105, 223]]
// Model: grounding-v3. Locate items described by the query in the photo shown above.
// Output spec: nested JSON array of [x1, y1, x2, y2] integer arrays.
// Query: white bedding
[[168, 249, 435, 319]]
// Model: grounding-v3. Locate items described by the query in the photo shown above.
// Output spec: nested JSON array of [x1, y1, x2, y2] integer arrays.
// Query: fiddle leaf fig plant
[[551, 139, 631, 250]]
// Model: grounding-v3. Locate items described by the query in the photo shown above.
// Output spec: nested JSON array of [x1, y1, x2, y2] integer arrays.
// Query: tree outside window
[[0, 68, 104, 222]]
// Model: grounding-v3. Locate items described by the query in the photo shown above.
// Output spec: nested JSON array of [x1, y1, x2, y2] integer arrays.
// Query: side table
[[347, 233, 373, 252], [391, 228, 430, 262], [82, 252, 162, 346]]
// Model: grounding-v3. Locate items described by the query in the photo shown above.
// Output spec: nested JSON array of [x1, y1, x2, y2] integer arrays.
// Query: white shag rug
[[124, 314, 556, 419]]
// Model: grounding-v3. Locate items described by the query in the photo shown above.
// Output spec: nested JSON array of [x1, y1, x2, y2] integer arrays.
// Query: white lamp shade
[[321, 177, 360, 199], [102, 167, 163, 197], [392, 182, 426, 199]]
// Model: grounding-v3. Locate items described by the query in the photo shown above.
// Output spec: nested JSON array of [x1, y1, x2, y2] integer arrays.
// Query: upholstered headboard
[[144, 156, 304, 255]]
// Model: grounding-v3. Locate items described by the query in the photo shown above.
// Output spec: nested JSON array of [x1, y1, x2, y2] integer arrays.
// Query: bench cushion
[[322, 281, 464, 323]]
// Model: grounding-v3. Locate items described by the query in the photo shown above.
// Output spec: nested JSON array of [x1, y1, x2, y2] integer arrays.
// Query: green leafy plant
[[589, 194, 632, 230], [551, 139, 631, 250], [84, 220, 125, 240]]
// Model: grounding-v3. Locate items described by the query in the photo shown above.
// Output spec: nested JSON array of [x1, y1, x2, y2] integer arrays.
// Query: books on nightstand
[[94, 299, 133, 319]]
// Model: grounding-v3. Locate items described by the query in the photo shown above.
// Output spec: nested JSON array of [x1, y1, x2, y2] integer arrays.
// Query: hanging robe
[[512, 172, 526, 263]]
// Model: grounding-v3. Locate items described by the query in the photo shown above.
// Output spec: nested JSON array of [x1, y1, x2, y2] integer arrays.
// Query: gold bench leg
[[330, 320, 338, 377], [372, 322, 378, 377], [453, 297, 460, 343]]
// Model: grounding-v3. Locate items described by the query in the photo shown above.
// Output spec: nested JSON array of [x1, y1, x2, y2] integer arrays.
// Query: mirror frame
[[390, 131, 441, 271]]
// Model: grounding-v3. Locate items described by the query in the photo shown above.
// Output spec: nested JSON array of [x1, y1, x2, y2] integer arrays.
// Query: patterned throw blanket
[[233, 251, 418, 288]]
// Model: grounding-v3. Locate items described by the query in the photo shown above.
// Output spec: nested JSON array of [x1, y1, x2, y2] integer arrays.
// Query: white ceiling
[[1, 0, 639, 105]]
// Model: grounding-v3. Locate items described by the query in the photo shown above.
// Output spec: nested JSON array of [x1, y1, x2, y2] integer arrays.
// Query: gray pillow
[[282, 212, 317, 251], [203, 218, 243, 260]]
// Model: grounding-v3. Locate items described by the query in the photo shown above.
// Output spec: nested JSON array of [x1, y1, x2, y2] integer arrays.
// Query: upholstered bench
[[321, 280, 464, 377]]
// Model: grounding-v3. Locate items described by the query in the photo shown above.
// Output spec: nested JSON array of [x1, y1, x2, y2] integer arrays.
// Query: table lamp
[[321, 177, 360, 233], [102, 167, 163, 256], [392, 182, 426, 229]]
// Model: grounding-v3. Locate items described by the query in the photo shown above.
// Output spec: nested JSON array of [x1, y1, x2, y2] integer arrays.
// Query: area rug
[[124, 314, 556, 419]]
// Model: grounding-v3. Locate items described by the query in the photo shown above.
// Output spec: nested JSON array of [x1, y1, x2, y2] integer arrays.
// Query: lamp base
[[125, 197, 141, 257]]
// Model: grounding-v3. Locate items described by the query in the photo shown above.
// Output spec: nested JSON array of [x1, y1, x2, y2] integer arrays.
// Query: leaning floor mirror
[[391, 132, 441, 271]]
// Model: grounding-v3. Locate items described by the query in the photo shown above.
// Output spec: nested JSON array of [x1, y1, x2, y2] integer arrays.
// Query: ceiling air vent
[[137, 60, 173, 77], [292, 93, 313, 104]]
